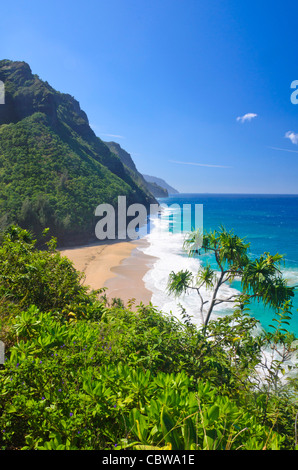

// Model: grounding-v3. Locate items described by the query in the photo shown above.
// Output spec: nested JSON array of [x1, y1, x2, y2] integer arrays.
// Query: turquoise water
[[155, 194, 298, 336]]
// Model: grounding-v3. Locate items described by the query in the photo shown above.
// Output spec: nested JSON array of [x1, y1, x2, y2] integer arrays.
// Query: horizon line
[[159, 192, 298, 196]]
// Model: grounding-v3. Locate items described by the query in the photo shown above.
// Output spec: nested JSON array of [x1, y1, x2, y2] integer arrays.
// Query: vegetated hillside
[[0, 60, 157, 245], [104, 141, 168, 198], [143, 174, 179, 195]]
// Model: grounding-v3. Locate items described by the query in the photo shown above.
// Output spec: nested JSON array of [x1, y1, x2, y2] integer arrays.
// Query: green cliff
[[0, 60, 157, 245]]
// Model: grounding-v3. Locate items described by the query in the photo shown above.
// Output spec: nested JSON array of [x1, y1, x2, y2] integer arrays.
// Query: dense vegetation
[[0, 226, 297, 450], [0, 60, 156, 245]]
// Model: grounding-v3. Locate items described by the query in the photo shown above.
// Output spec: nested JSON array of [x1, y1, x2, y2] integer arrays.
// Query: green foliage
[[0, 305, 294, 450], [126, 379, 285, 450], [167, 270, 194, 297], [0, 225, 98, 318], [0, 228, 297, 450]]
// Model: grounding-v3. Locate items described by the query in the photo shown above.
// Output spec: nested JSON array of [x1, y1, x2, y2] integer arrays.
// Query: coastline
[[60, 238, 156, 307]]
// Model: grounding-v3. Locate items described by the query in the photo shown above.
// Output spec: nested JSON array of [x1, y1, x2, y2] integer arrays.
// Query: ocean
[[139, 194, 298, 337]]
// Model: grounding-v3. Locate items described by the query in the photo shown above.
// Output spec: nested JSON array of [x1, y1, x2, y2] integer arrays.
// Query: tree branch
[[214, 294, 240, 305]]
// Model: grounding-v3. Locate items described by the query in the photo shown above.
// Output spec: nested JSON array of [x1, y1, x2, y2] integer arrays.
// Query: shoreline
[[60, 237, 156, 307]]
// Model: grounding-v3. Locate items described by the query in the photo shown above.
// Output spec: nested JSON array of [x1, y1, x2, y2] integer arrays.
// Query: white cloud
[[101, 134, 125, 139], [236, 113, 258, 123], [285, 131, 298, 145], [89, 124, 125, 139], [169, 160, 232, 168], [268, 146, 298, 154]]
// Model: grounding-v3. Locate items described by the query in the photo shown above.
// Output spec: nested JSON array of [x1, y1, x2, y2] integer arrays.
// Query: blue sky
[[1, 0, 298, 193]]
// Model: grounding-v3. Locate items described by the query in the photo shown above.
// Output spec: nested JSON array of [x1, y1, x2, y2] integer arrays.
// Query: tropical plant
[[167, 227, 295, 330]]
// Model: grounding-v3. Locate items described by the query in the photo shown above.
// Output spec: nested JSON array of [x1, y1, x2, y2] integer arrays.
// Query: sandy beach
[[60, 238, 155, 306]]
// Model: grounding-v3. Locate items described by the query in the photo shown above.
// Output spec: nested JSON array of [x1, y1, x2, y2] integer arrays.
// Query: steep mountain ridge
[[104, 141, 168, 198], [0, 60, 157, 245], [143, 174, 179, 195]]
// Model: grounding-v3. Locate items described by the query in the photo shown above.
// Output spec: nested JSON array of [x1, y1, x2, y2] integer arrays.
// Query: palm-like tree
[[167, 227, 295, 331]]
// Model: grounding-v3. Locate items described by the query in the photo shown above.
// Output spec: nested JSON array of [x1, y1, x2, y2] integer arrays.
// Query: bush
[[0, 227, 297, 450], [0, 225, 97, 317]]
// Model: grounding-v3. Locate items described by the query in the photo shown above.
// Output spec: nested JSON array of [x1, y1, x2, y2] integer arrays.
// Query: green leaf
[[160, 407, 182, 450], [182, 416, 197, 449], [207, 404, 220, 423]]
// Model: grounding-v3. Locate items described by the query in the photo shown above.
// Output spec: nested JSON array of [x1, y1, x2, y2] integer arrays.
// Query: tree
[[0, 225, 93, 315], [167, 227, 295, 331]]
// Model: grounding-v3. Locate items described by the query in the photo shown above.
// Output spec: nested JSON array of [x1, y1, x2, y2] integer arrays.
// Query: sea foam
[[139, 211, 239, 327]]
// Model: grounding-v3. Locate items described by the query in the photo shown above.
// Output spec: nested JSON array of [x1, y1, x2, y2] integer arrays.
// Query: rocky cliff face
[[0, 61, 59, 125], [0, 61, 127, 179]]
